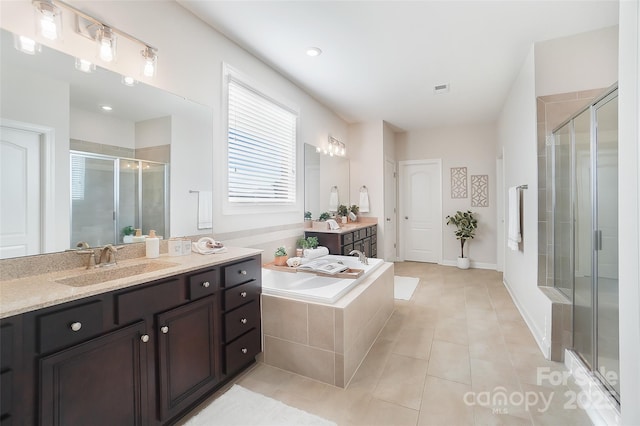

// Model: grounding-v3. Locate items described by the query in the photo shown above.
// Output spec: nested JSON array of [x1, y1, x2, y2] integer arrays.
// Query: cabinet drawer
[[224, 281, 260, 311], [0, 324, 12, 370], [225, 301, 259, 343], [342, 244, 353, 255], [224, 328, 260, 375], [116, 278, 183, 324], [371, 225, 377, 235], [188, 268, 219, 300], [223, 258, 260, 288], [353, 230, 361, 241], [38, 301, 103, 353], [0, 370, 12, 417], [342, 232, 353, 245]]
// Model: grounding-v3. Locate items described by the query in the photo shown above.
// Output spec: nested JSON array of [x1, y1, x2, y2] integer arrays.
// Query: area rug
[[183, 385, 336, 426], [394, 276, 419, 300]]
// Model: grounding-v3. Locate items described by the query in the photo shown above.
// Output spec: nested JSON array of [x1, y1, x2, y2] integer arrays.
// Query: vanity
[[305, 221, 378, 258], [0, 248, 261, 425]]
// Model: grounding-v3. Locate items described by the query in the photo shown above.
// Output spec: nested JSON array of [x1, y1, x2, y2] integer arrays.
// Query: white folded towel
[[303, 246, 329, 260], [507, 186, 521, 251], [326, 219, 340, 230], [329, 187, 339, 212], [359, 188, 370, 213], [197, 190, 213, 229]]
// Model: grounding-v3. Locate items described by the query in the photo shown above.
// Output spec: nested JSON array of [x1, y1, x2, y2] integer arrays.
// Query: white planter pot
[[457, 257, 470, 269]]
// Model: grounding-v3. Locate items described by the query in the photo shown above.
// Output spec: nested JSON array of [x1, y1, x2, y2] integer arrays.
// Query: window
[[227, 75, 297, 204]]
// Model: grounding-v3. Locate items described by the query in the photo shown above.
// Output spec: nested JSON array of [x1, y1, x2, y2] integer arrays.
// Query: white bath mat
[[394, 276, 419, 300], [183, 385, 336, 426]]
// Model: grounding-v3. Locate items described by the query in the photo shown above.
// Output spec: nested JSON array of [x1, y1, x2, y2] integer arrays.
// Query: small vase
[[457, 257, 470, 269]]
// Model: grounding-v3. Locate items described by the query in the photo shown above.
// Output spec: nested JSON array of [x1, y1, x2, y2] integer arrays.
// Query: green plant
[[445, 210, 478, 258], [275, 246, 287, 257], [122, 225, 135, 236], [337, 204, 349, 217], [304, 211, 312, 220], [318, 212, 331, 221], [305, 236, 319, 249], [296, 238, 307, 249], [349, 204, 359, 215]]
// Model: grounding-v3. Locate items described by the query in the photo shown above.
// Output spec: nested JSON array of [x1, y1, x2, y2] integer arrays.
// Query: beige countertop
[[306, 221, 376, 235], [0, 247, 262, 319]]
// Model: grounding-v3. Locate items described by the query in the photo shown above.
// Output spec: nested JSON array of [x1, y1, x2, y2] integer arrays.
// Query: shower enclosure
[[552, 86, 619, 400], [70, 151, 169, 248]]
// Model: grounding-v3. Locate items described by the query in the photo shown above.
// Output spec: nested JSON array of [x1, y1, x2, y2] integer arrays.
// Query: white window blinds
[[227, 77, 297, 204]]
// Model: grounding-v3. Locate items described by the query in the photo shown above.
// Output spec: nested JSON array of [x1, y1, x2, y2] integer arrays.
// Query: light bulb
[[75, 58, 95, 73], [122, 76, 136, 86], [97, 27, 116, 62], [40, 12, 58, 40], [100, 40, 113, 62], [141, 47, 157, 77]]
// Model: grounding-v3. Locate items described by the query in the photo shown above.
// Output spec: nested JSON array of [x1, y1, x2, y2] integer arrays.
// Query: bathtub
[[261, 255, 384, 304]]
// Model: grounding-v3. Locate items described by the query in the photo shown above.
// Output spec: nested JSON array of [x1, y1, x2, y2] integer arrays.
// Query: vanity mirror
[[304, 143, 349, 220], [0, 28, 212, 259]]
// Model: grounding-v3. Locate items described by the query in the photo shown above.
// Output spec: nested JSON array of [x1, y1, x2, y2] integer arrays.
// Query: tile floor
[[182, 262, 593, 426]]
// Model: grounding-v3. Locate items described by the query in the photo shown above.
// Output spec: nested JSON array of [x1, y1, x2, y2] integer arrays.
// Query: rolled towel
[[326, 219, 340, 230], [303, 246, 329, 260]]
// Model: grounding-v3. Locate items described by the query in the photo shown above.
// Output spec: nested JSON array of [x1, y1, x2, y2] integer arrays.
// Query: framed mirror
[[0, 28, 212, 259], [304, 143, 349, 220]]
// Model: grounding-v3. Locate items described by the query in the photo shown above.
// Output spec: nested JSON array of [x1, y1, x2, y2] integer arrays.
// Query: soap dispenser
[[145, 230, 159, 258]]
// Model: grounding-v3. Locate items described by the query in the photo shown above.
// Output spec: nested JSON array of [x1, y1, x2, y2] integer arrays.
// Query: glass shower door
[[594, 94, 619, 395], [70, 153, 116, 247], [553, 122, 573, 299]]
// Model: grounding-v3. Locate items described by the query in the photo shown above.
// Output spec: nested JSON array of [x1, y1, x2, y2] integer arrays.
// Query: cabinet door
[[156, 295, 220, 421], [40, 321, 149, 426]]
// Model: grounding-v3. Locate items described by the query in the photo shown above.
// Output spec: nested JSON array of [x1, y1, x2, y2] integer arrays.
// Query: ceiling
[[177, 1, 619, 132]]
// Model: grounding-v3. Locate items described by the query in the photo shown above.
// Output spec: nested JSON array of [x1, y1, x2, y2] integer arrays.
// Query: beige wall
[[396, 123, 498, 267]]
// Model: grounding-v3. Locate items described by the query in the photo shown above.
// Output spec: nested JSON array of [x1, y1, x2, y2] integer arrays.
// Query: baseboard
[[564, 349, 621, 426], [440, 260, 498, 270], [502, 277, 550, 358]]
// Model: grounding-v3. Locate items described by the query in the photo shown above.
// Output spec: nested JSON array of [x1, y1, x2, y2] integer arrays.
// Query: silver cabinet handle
[[202, 281, 210, 288], [240, 270, 247, 275], [241, 348, 248, 354], [70, 322, 82, 332], [240, 318, 247, 324], [240, 291, 247, 298], [141, 334, 150, 343], [161, 326, 169, 334]]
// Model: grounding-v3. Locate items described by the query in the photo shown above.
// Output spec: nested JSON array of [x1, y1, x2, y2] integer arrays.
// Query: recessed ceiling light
[[122, 76, 137, 86], [306, 47, 322, 57], [100, 105, 113, 111]]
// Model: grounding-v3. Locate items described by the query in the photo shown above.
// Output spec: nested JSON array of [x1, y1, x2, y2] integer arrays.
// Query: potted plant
[[337, 204, 349, 223], [318, 212, 331, 221], [304, 211, 312, 221], [296, 238, 308, 257], [122, 225, 135, 243], [349, 204, 359, 222], [274, 246, 288, 266], [445, 210, 478, 269], [305, 236, 319, 249], [313, 212, 331, 230]]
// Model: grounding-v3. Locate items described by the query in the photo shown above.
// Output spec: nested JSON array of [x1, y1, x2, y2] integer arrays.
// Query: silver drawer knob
[[240, 318, 247, 324], [241, 348, 248, 354], [240, 291, 247, 298], [141, 334, 150, 343], [161, 326, 169, 334], [240, 270, 247, 275], [70, 322, 82, 332], [202, 281, 210, 288]]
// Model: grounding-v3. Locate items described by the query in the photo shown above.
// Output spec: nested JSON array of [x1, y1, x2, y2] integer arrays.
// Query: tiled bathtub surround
[[261, 262, 394, 387]]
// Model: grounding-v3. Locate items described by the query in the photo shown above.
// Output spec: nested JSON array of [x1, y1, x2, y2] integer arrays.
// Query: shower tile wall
[[537, 88, 606, 361]]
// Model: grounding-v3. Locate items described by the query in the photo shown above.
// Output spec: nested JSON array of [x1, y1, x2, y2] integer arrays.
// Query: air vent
[[434, 83, 450, 94]]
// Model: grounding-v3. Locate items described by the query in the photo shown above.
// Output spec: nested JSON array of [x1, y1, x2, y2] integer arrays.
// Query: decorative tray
[[263, 262, 364, 279]]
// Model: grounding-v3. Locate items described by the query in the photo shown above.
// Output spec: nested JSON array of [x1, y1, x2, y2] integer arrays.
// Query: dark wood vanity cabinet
[[305, 224, 378, 258], [1, 254, 261, 425]]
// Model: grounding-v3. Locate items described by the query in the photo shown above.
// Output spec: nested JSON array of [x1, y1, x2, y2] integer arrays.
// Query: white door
[[383, 157, 397, 261], [399, 160, 442, 263], [0, 126, 41, 258]]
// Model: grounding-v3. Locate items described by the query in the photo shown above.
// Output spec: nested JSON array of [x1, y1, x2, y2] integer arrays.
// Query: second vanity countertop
[[0, 246, 262, 319], [305, 220, 377, 235]]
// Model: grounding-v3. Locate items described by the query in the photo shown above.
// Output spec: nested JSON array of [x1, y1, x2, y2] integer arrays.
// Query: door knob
[[140, 334, 150, 343], [405, 216, 409, 219], [386, 218, 391, 222]]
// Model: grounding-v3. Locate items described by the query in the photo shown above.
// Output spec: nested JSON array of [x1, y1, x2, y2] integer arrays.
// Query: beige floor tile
[[393, 324, 434, 359], [427, 339, 471, 384], [373, 353, 429, 410], [359, 398, 420, 426], [469, 340, 512, 363], [434, 316, 469, 345], [470, 357, 520, 389], [419, 375, 475, 426]]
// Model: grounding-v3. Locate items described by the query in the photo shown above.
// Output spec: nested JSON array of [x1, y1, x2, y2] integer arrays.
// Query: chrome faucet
[[76, 242, 97, 269], [349, 249, 368, 265], [99, 244, 118, 267]]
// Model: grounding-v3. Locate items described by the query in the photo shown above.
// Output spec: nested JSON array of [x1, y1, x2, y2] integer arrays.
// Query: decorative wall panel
[[450, 167, 467, 198], [471, 174, 489, 207]]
